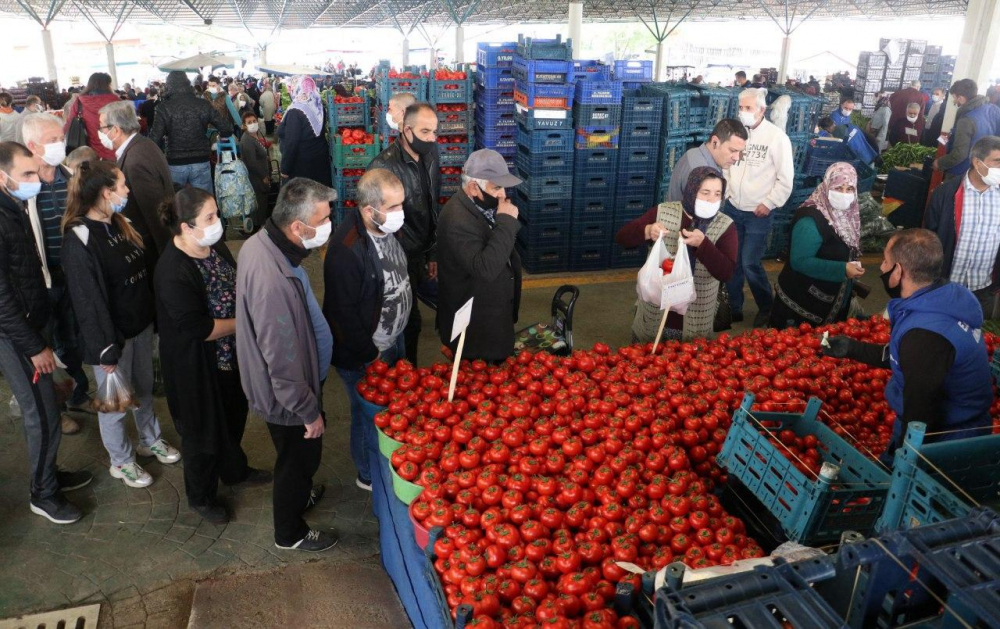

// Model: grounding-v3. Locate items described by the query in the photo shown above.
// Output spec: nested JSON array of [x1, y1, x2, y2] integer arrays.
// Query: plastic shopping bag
[[637, 235, 670, 306], [92, 369, 136, 413], [662, 234, 696, 315]]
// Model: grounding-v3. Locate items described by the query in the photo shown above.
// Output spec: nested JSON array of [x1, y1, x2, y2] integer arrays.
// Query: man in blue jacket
[[934, 79, 1000, 178], [824, 228, 994, 463]]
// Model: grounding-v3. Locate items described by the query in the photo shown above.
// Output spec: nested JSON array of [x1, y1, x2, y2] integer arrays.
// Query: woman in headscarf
[[615, 166, 738, 341], [277, 75, 331, 186], [769, 162, 864, 329]]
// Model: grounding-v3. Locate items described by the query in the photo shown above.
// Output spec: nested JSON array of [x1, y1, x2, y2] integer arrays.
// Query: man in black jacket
[[369, 103, 440, 364], [149, 70, 233, 195], [0, 142, 89, 524], [436, 149, 522, 363], [323, 169, 409, 490], [925, 135, 1000, 318]]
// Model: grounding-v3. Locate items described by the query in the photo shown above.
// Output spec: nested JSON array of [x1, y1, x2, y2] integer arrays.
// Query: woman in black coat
[[153, 187, 271, 523], [277, 75, 331, 186]]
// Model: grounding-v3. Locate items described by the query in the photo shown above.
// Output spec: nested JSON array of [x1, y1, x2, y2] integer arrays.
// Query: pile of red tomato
[[441, 167, 463, 176], [341, 168, 366, 177], [360, 317, 1000, 627], [437, 103, 469, 112], [339, 128, 375, 146], [435, 68, 469, 81], [438, 135, 470, 146], [332, 95, 365, 104], [387, 69, 422, 80]]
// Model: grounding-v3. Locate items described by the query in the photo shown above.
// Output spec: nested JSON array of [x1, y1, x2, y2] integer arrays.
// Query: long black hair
[[159, 186, 212, 236]]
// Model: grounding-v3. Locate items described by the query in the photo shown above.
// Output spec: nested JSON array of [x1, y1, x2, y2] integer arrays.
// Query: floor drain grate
[[0, 603, 100, 629]]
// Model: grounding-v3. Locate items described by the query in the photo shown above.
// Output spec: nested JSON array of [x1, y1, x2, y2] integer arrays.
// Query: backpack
[[214, 150, 256, 221]]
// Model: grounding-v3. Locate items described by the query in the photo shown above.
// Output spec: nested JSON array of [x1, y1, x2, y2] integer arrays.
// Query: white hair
[[99, 100, 141, 135], [739, 87, 767, 112], [910, 80, 921, 89], [20, 112, 63, 146], [461, 174, 489, 189]]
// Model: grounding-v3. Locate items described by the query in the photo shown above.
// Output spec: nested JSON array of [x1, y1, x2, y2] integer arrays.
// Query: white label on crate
[[534, 109, 568, 120]]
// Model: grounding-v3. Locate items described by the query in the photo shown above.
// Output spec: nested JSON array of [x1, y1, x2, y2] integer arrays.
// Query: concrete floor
[[0, 237, 894, 628]]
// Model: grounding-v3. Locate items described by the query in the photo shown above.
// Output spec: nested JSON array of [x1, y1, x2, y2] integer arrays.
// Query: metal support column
[[455, 25, 465, 64], [943, 0, 1000, 131], [402, 37, 409, 66], [777, 35, 792, 84], [568, 1, 583, 58], [105, 42, 118, 89], [259, 44, 268, 66], [41, 28, 58, 84], [654, 40, 664, 82]]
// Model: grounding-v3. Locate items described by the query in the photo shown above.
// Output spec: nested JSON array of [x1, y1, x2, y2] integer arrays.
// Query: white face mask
[[828, 190, 855, 211], [906, 114, 919, 123], [386, 116, 399, 131], [41, 141, 66, 166], [841, 108, 853, 117], [978, 162, 1000, 187], [931, 95, 943, 103], [374, 207, 404, 233], [246, 123, 259, 134], [738, 110, 758, 128], [299, 220, 332, 249], [693, 198, 721, 219], [98, 130, 114, 151], [192, 220, 223, 247]]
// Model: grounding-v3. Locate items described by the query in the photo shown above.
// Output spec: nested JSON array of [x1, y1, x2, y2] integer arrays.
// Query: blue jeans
[[723, 201, 774, 315], [336, 334, 405, 483], [168, 162, 214, 195]]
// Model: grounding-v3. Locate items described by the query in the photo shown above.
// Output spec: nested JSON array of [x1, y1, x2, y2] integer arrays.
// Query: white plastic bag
[[662, 235, 696, 315], [637, 235, 670, 306]]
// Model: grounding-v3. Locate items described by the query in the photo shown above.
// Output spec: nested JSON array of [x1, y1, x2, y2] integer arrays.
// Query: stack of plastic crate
[[375, 68, 427, 150], [640, 83, 697, 200], [610, 90, 663, 268], [512, 34, 574, 274], [571, 71, 621, 271], [429, 65, 474, 202], [474, 42, 518, 172], [326, 91, 377, 224], [612, 59, 654, 90]]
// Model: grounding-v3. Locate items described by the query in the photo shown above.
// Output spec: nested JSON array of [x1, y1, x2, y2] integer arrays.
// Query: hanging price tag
[[661, 276, 694, 311]]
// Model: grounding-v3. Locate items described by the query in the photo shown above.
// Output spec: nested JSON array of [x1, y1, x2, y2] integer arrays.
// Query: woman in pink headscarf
[[277, 75, 331, 186], [770, 162, 865, 328]]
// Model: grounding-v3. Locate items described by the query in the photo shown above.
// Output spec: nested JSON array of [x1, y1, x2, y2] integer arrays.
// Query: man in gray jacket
[[236, 177, 337, 552], [666, 118, 747, 202]]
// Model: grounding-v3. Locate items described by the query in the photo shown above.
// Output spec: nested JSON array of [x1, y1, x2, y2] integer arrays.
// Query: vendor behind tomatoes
[[823, 228, 994, 463], [615, 166, 737, 342]]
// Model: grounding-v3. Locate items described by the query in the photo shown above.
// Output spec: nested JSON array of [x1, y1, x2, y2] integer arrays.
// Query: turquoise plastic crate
[[877, 421, 1000, 533], [717, 393, 891, 545]]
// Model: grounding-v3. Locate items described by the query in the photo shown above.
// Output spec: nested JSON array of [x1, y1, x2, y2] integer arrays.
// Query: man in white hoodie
[[724, 88, 794, 327]]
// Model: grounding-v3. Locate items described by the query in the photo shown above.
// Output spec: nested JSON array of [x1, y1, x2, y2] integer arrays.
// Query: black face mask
[[405, 129, 438, 158], [476, 185, 500, 211], [881, 263, 902, 299]]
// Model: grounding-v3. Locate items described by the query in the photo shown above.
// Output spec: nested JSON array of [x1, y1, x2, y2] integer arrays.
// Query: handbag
[[65, 99, 89, 153]]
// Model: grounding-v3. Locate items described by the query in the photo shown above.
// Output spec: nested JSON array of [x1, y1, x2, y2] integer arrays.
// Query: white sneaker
[[137, 439, 182, 464], [110, 462, 153, 488]]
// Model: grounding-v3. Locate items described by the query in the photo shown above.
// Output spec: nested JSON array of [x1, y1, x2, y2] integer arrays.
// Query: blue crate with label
[[513, 80, 574, 109], [615, 172, 657, 199], [574, 80, 623, 105], [516, 34, 572, 61], [325, 92, 370, 130], [572, 173, 616, 203], [516, 124, 574, 152], [474, 86, 515, 108], [435, 105, 472, 135], [658, 135, 696, 176], [614, 193, 655, 222], [570, 240, 611, 271], [618, 123, 661, 151], [570, 59, 612, 82], [574, 147, 619, 173], [689, 85, 737, 133], [572, 198, 614, 223], [788, 132, 812, 173], [687, 105, 709, 133], [610, 222, 646, 268], [641, 84, 694, 136], [516, 241, 570, 273], [514, 104, 573, 130], [476, 124, 517, 152], [377, 75, 427, 104], [516, 169, 573, 199], [512, 56, 572, 84], [617, 147, 658, 173], [718, 392, 891, 545], [621, 92, 664, 131], [512, 192, 571, 224], [438, 140, 472, 167], [476, 41, 517, 68], [474, 66, 514, 89], [334, 170, 363, 202], [515, 145, 574, 178], [613, 59, 654, 82], [572, 103, 622, 127], [438, 167, 462, 192], [474, 108, 516, 131], [429, 75, 473, 105], [517, 217, 571, 251], [575, 126, 620, 150]]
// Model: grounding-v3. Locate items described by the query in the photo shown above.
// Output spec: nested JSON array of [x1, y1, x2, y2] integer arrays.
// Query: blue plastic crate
[[516, 169, 573, 199], [474, 86, 515, 108], [325, 92, 370, 130], [514, 104, 573, 130], [512, 192, 571, 224], [687, 105, 709, 133], [572, 103, 622, 127], [572, 198, 614, 223], [476, 41, 517, 68], [515, 145, 573, 178], [575, 126, 621, 150], [768, 88, 823, 134], [615, 172, 657, 199], [805, 137, 861, 177], [516, 125, 574, 152], [610, 225, 647, 268], [572, 173, 616, 203], [836, 507, 1000, 629], [856, 160, 877, 193], [517, 217, 571, 250], [512, 57, 572, 84], [513, 80, 574, 109], [614, 193, 655, 222], [618, 124, 661, 151], [658, 135, 695, 176], [574, 147, 619, 172], [570, 60, 612, 82], [476, 124, 517, 151], [377, 75, 427, 104], [613, 60, 654, 82], [570, 240, 611, 271], [621, 93, 663, 131], [516, 243, 570, 273], [333, 170, 363, 202], [474, 66, 514, 89], [516, 34, 572, 61], [877, 422, 1000, 533], [429, 75, 473, 104], [617, 147, 658, 173], [717, 393, 891, 545], [438, 140, 472, 167], [641, 84, 694, 136], [474, 107, 516, 130], [765, 218, 792, 259], [435, 105, 472, 135], [689, 85, 737, 133], [438, 167, 461, 193], [574, 80, 623, 105], [788, 132, 811, 173]]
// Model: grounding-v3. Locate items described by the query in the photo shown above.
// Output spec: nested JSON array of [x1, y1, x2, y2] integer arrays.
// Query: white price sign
[[661, 276, 694, 311], [450, 298, 474, 342]]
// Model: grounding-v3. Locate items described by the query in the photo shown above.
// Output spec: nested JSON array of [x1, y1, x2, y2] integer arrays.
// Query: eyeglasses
[[98, 124, 114, 132]]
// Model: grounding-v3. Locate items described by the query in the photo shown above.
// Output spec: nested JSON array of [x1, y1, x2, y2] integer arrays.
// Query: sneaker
[[236, 467, 273, 487], [752, 310, 771, 328], [136, 439, 182, 464], [30, 494, 82, 524], [60, 414, 80, 435], [304, 484, 325, 512], [356, 476, 372, 492], [274, 529, 338, 552], [110, 462, 153, 488], [58, 470, 93, 492], [192, 503, 229, 524]]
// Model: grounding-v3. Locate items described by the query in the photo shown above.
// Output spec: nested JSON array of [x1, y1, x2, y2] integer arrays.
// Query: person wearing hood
[[149, 71, 233, 195], [617, 166, 738, 342], [770, 162, 864, 328], [323, 169, 410, 491], [935, 79, 1000, 178], [62, 73, 120, 160], [823, 228, 994, 464], [277, 76, 331, 187]]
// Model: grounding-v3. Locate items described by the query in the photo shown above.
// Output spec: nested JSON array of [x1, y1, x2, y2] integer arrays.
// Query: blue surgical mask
[[110, 192, 127, 213], [3, 172, 41, 201]]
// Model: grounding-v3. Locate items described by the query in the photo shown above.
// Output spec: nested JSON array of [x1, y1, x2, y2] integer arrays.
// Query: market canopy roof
[[157, 52, 240, 72], [0, 0, 971, 32]]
